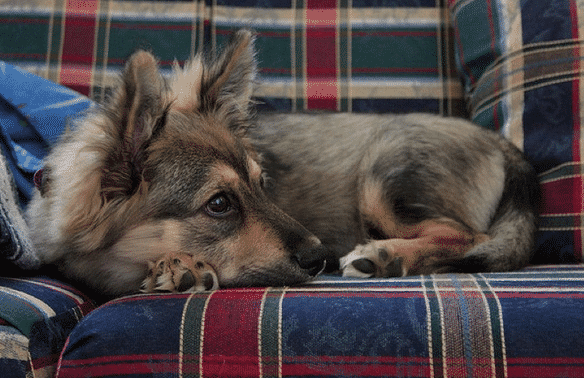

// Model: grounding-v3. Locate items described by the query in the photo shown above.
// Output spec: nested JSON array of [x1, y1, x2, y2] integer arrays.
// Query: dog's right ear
[[101, 51, 168, 200]]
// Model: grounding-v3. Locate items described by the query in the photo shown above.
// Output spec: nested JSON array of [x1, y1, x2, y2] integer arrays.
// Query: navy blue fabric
[[0, 62, 93, 204]]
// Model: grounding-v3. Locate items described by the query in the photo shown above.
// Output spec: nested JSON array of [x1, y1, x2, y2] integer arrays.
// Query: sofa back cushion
[[450, 0, 584, 264]]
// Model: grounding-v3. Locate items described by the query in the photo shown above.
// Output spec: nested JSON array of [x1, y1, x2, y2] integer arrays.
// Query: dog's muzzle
[[291, 243, 329, 277]]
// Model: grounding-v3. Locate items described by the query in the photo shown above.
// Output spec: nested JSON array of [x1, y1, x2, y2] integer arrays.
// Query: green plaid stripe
[[450, 0, 526, 143], [293, 0, 305, 111], [539, 215, 580, 231], [450, 0, 504, 90], [259, 288, 286, 378], [339, 0, 351, 112], [180, 292, 212, 377], [539, 162, 584, 184]]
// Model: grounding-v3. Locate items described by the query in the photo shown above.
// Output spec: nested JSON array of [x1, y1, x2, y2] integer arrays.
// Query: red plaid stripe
[[281, 356, 429, 376], [305, 0, 339, 110], [200, 289, 265, 376], [507, 358, 584, 378], [541, 176, 582, 216], [58, 0, 99, 97], [56, 353, 180, 376]]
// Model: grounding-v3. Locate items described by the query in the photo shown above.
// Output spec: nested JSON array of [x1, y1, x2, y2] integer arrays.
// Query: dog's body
[[253, 112, 538, 277], [26, 30, 538, 296]]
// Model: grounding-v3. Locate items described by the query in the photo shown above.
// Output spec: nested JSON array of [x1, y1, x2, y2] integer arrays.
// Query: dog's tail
[[444, 146, 540, 273]]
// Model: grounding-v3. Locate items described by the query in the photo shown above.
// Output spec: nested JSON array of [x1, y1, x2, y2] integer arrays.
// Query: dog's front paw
[[340, 242, 406, 278], [141, 252, 219, 293]]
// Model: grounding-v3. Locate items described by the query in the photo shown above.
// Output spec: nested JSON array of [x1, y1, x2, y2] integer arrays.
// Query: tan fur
[[170, 57, 204, 110], [340, 218, 490, 277], [349, 178, 491, 276]]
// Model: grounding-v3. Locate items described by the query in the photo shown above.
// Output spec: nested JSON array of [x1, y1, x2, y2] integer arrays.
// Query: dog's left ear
[[171, 29, 257, 132]]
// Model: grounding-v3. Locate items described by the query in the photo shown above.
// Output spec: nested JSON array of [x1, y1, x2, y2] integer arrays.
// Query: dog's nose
[[291, 242, 329, 277]]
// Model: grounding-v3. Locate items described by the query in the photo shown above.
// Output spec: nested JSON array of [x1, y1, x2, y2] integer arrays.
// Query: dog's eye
[[205, 194, 232, 217]]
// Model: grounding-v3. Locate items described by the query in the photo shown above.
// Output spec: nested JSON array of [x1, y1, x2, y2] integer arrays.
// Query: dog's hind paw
[[340, 242, 406, 278], [141, 252, 219, 293]]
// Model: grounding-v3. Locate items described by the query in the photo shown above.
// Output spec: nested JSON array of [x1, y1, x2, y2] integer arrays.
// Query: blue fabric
[[0, 145, 39, 269], [0, 62, 93, 204]]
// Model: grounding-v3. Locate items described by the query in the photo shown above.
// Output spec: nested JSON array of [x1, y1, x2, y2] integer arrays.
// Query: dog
[[26, 30, 539, 296]]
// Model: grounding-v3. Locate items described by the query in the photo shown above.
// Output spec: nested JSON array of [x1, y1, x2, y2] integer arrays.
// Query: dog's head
[[63, 30, 327, 291]]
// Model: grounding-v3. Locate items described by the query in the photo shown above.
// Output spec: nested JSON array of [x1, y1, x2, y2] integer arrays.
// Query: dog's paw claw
[[141, 253, 219, 293], [341, 243, 406, 278]]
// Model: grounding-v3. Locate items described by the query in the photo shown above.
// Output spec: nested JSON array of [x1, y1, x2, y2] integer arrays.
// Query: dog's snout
[[276, 216, 330, 278], [291, 240, 329, 277]]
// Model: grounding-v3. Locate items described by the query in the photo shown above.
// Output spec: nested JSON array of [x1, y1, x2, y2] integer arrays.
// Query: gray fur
[[252, 112, 538, 273]]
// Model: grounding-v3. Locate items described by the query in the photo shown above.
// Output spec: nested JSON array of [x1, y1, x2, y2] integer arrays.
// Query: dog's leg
[[141, 252, 219, 293], [340, 219, 489, 278]]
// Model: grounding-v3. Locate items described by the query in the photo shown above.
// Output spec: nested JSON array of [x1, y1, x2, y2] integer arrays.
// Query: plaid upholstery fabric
[[55, 266, 584, 378], [448, 0, 584, 264], [0, 276, 95, 378], [0, 0, 465, 115]]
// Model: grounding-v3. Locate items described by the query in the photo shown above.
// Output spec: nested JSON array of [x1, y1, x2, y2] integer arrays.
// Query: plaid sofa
[[1, 0, 584, 377]]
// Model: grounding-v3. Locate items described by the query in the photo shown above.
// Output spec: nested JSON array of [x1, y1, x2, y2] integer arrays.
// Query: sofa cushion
[[0, 276, 95, 378], [449, 0, 584, 264], [55, 266, 584, 378]]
